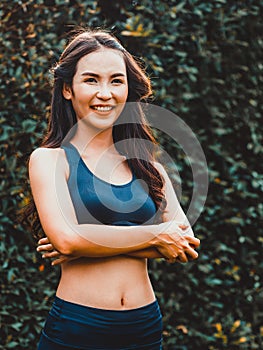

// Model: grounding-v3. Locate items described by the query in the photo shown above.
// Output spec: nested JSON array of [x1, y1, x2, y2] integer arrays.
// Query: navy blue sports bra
[[61, 143, 157, 226]]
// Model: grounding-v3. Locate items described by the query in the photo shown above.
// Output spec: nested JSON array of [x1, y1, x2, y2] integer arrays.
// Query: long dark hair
[[23, 28, 166, 238]]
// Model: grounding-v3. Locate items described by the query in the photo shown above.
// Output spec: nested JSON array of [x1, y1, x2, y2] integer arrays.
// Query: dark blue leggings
[[37, 296, 163, 350]]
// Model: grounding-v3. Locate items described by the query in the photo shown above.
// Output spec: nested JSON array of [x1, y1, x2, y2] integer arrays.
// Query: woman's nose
[[96, 84, 112, 99]]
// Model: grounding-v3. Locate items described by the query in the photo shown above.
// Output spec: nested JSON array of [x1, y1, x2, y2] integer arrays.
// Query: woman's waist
[[60, 255, 148, 280], [56, 281, 155, 310], [57, 257, 155, 310]]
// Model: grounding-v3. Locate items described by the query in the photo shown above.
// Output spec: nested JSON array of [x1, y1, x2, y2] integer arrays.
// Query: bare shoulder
[[30, 147, 65, 162], [30, 146, 61, 159], [29, 147, 67, 174]]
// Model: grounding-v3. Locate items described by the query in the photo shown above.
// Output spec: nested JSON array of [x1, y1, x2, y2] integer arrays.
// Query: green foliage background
[[0, 0, 262, 349]]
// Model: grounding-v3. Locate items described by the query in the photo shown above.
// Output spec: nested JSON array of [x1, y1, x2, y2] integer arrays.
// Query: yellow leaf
[[238, 337, 247, 343], [230, 320, 241, 333], [26, 23, 35, 33], [39, 264, 45, 272], [162, 330, 170, 336], [121, 30, 143, 37], [7, 334, 12, 342], [213, 323, 222, 332], [176, 324, 188, 334], [137, 23, 144, 32], [26, 33, 37, 39]]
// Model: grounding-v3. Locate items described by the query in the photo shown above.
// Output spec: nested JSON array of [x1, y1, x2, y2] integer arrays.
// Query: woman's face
[[63, 48, 128, 130]]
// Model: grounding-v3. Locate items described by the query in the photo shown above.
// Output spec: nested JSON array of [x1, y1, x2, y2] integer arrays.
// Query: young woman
[[28, 29, 200, 350]]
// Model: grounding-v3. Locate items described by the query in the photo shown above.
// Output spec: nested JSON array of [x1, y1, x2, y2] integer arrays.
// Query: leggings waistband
[[52, 296, 160, 321]]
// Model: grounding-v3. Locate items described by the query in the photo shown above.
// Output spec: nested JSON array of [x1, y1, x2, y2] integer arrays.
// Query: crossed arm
[[30, 147, 200, 266], [37, 224, 190, 265]]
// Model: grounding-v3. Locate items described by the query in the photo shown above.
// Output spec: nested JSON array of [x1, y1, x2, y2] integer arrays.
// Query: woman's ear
[[62, 83, 72, 100]]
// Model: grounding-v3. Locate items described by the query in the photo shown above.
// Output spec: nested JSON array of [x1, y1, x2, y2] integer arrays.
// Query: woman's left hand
[[37, 237, 76, 266]]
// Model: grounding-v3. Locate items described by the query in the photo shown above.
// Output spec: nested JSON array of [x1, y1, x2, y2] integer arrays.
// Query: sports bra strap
[[61, 142, 79, 166], [61, 142, 99, 224]]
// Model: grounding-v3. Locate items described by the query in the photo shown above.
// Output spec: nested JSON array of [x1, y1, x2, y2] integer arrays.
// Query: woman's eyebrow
[[81, 72, 126, 78], [111, 73, 126, 78]]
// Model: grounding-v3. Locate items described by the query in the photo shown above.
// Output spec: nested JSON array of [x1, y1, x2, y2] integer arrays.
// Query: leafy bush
[[0, 0, 262, 349]]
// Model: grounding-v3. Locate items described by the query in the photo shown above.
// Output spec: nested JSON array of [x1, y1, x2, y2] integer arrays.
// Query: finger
[[185, 247, 199, 260], [185, 236, 200, 248], [51, 256, 72, 266], [51, 258, 65, 266], [38, 237, 49, 245], [42, 251, 60, 259], [37, 244, 54, 252], [157, 246, 177, 261], [176, 251, 189, 263]]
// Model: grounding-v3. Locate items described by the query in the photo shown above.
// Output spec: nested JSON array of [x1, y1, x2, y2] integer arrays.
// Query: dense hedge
[[0, 0, 262, 349]]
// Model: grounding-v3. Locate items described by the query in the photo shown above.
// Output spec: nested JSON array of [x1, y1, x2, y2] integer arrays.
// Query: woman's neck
[[70, 123, 116, 157]]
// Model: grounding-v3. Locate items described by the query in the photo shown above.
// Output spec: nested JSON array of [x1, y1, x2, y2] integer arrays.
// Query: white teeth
[[93, 106, 113, 112]]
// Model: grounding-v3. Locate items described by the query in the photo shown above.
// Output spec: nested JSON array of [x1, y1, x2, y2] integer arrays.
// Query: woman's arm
[[37, 238, 174, 263], [37, 236, 162, 264], [30, 148, 199, 260], [155, 162, 194, 232], [124, 162, 197, 260]]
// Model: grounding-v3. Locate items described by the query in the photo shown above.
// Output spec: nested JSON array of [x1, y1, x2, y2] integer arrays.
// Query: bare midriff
[[56, 255, 156, 310]]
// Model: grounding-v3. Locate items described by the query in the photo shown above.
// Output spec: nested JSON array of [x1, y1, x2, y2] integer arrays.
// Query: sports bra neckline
[[65, 142, 135, 188]]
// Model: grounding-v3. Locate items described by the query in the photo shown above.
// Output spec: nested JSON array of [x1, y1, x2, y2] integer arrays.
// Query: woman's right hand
[[152, 221, 200, 263], [37, 237, 79, 266]]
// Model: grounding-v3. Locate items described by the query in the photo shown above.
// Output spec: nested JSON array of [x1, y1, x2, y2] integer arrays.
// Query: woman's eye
[[112, 79, 123, 84], [84, 78, 97, 83]]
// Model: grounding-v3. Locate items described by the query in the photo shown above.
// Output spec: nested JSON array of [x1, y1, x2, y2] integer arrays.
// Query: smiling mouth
[[91, 106, 114, 112]]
